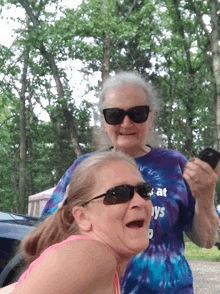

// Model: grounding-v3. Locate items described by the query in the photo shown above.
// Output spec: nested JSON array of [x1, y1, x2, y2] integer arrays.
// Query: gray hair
[[98, 71, 160, 112]]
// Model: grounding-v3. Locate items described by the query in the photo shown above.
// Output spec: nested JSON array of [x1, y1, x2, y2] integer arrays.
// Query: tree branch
[[19, 0, 40, 27], [188, 0, 212, 44], [0, 115, 17, 128]]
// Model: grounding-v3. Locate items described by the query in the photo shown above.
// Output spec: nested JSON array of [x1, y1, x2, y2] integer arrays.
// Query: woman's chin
[[116, 139, 140, 151], [129, 239, 150, 255]]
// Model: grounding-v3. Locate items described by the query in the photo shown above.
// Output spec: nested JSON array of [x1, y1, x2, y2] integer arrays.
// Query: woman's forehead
[[96, 160, 142, 183], [104, 84, 150, 107]]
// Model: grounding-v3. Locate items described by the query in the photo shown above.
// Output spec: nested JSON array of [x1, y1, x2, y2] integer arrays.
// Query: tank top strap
[[114, 271, 121, 294]]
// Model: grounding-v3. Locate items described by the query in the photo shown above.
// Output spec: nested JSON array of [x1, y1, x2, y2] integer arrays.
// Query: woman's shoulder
[[13, 238, 116, 294], [67, 149, 109, 173], [54, 236, 116, 257], [152, 148, 187, 161], [46, 237, 117, 276]]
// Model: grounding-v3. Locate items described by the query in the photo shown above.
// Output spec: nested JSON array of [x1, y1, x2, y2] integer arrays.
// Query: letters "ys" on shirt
[[152, 206, 165, 220]]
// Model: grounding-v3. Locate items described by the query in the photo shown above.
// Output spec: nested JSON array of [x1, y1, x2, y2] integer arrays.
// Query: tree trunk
[[18, 49, 29, 214], [102, 30, 111, 82], [172, 0, 198, 154], [190, 0, 220, 150], [102, 0, 111, 82], [185, 74, 195, 154], [210, 0, 220, 150], [26, 93, 35, 196], [11, 149, 19, 213], [19, 0, 82, 157]]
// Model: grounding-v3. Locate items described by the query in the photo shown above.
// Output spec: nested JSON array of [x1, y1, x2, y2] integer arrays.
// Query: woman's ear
[[72, 206, 92, 232], [100, 114, 108, 134], [150, 109, 155, 124]]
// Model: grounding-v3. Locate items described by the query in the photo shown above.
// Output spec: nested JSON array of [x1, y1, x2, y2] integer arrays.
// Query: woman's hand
[[183, 158, 220, 206], [183, 158, 220, 248]]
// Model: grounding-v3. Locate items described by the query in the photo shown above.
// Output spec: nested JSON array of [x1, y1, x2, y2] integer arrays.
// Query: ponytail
[[20, 205, 79, 265]]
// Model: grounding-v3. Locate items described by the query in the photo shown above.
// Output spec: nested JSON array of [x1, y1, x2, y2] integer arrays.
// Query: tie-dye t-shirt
[[41, 148, 195, 293], [216, 205, 220, 217]]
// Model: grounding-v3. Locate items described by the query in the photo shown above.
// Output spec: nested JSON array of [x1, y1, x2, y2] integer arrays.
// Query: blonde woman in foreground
[[0, 151, 152, 294]]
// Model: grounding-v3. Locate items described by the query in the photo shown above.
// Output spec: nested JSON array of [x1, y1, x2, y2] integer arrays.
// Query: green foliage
[[0, 93, 20, 211], [0, 0, 219, 212], [184, 240, 220, 261], [149, 0, 218, 158]]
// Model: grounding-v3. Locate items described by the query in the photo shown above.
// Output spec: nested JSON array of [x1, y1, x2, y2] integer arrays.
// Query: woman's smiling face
[[86, 159, 153, 259], [103, 83, 154, 155]]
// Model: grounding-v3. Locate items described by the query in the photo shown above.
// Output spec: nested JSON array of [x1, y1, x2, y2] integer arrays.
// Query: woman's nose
[[130, 191, 149, 208], [121, 115, 133, 127]]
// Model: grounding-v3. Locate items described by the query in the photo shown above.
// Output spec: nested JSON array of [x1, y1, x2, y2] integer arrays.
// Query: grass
[[184, 241, 220, 261]]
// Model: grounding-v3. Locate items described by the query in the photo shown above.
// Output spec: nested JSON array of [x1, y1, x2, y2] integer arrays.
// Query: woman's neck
[[112, 145, 151, 158], [115, 252, 136, 280], [116, 260, 130, 280]]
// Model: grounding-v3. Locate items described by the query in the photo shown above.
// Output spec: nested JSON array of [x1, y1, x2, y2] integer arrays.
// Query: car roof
[[0, 211, 39, 226], [0, 222, 35, 240], [0, 211, 39, 241], [0, 211, 38, 221], [0, 211, 24, 221]]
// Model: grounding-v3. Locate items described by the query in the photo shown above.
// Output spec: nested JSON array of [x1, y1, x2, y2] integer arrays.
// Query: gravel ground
[[188, 260, 220, 294]]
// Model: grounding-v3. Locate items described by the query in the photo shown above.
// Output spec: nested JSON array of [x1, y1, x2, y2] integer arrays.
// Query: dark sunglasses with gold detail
[[82, 182, 152, 206], [63, 182, 152, 206]]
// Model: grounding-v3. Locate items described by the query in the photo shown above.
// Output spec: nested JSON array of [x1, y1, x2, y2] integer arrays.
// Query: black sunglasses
[[83, 182, 152, 206], [103, 105, 150, 125]]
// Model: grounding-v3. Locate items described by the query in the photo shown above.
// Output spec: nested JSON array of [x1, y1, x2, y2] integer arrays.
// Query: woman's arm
[[10, 239, 116, 294], [183, 159, 220, 248]]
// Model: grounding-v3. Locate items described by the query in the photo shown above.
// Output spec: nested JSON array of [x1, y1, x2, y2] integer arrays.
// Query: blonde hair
[[20, 150, 139, 265]]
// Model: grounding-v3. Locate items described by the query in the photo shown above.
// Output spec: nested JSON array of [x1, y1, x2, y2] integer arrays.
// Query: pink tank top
[[15, 235, 121, 294]]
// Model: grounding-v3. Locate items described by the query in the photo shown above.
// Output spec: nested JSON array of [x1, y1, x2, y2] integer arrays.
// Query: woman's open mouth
[[120, 133, 136, 136], [126, 220, 144, 229]]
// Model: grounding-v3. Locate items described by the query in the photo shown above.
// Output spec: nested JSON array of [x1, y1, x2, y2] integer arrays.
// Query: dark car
[[216, 227, 220, 250], [0, 211, 39, 287]]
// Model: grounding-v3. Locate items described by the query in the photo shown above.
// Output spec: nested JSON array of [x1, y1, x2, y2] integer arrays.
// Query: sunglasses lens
[[103, 108, 125, 125], [128, 106, 150, 123], [103, 185, 134, 205], [136, 182, 152, 199], [103, 183, 151, 205], [103, 106, 150, 125]]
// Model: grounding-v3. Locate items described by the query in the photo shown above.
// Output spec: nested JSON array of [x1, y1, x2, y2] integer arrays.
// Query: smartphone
[[199, 147, 220, 169]]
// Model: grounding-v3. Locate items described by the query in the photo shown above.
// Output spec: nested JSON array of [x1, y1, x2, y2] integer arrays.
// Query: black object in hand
[[199, 147, 220, 169]]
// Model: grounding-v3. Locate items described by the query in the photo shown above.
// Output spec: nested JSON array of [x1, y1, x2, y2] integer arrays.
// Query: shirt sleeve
[[216, 205, 220, 218], [176, 152, 196, 233], [40, 154, 91, 219]]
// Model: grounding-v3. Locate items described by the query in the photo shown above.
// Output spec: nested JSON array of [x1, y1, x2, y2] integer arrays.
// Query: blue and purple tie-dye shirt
[[41, 148, 195, 294]]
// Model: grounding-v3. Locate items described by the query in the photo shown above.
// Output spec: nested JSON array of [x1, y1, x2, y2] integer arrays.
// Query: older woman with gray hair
[[41, 72, 220, 294]]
